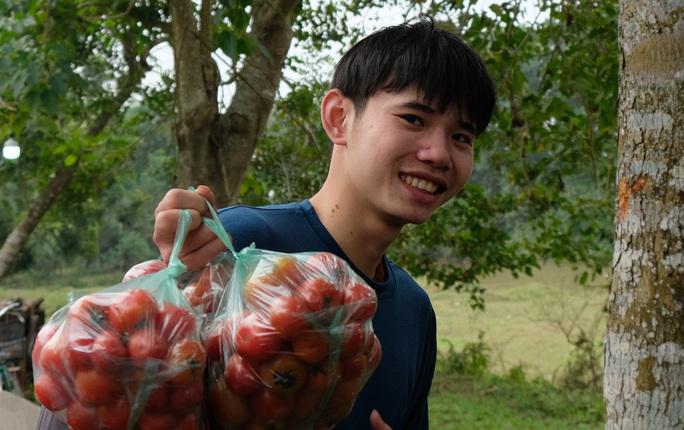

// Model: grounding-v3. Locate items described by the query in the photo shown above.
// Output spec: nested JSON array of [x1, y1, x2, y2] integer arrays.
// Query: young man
[[36, 15, 494, 430]]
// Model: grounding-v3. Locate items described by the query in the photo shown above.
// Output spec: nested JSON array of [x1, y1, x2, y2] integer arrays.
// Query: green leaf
[[64, 154, 78, 166]]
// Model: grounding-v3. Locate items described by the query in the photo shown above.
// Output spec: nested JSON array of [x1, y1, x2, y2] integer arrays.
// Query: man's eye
[[400, 114, 424, 127], [452, 133, 473, 145]]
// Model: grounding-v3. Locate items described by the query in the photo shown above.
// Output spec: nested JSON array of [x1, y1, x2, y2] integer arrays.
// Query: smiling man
[[36, 14, 495, 430]]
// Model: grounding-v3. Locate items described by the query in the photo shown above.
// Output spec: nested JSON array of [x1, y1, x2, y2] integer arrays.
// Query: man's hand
[[370, 410, 392, 430], [153, 185, 227, 271]]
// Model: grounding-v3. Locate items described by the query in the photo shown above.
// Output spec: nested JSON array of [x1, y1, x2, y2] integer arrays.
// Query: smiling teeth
[[400, 174, 439, 193]]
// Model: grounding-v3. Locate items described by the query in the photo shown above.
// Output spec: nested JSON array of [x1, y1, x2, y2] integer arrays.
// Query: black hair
[[331, 15, 496, 135]]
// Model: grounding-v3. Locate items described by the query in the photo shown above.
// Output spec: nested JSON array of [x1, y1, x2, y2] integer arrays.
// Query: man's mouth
[[399, 174, 442, 194]]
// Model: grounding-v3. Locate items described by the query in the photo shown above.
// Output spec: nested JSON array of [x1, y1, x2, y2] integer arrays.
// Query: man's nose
[[415, 132, 452, 169]]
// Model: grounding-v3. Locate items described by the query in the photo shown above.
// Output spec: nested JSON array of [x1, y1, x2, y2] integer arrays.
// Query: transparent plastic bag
[[32, 210, 206, 430], [201, 205, 382, 429]]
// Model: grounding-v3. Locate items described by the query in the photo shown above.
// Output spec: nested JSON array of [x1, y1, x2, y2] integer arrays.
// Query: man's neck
[[310, 188, 402, 281]]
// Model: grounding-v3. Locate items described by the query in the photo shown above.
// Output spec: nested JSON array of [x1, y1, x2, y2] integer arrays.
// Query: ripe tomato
[[66, 401, 97, 430], [366, 334, 382, 371], [39, 342, 66, 375], [144, 385, 169, 413], [167, 339, 206, 385], [122, 259, 167, 282], [205, 323, 224, 361], [226, 354, 261, 396], [250, 389, 294, 421], [235, 313, 282, 362], [155, 304, 197, 342], [96, 398, 130, 429], [292, 332, 329, 364], [64, 332, 94, 372], [259, 354, 308, 395], [265, 256, 304, 289], [91, 330, 127, 372], [34, 373, 71, 411], [306, 366, 340, 393], [178, 413, 200, 430], [184, 267, 211, 308], [269, 295, 310, 339], [307, 252, 348, 279], [74, 370, 123, 406], [339, 322, 369, 359], [31, 323, 58, 367], [290, 388, 323, 421], [169, 381, 203, 411], [343, 282, 378, 322], [340, 353, 367, 380], [323, 378, 361, 422], [137, 413, 175, 430], [244, 275, 288, 311], [67, 297, 106, 327], [209, 382, 251, 426], [108, 289, 158, 334], [298, 278, 343, 314], [128, 328, 169, 361]]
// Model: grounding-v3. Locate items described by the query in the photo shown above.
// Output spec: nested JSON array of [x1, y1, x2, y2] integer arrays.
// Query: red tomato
[[122, 259, 167, 281], [32, 323, 58, 367], [235, 313, 282, 362], [167, 339, 206, 385], [343, 282, 378, 322], [67, 297, 106, 327], [259, 354, 308, 395], [225, 354, 261, 396], [340, 353, 367, 380], [209, 383, 251, 426], [178, 413, 200, 430], [39, 343, 66, 375], [366, 334, 382, 371], [169, 381, 203, 411], [66, 401, 98, 430], [290, 388, 324, 421], [74, 370, 123, 406], [155, 304, 197, 342], [339, 322, 368, 359], [292, 332, 329, 364], [108, 289, 158, 334], [64, 333, 94, 372], [96, 398, 130, 429], [91, 330, 127, 372], [306, 367, 340, 393], [269, 295, 310, 339], [250, 389, 294, 421], [137, 413, 175, 430], [128, 328, 168, 361], [244, 275, 288, 311], [323, 378, 361, 422], [144, 385, 169, 413], [205, 323, 223, 361], [298, 278, 343, 314], [34, 373, 71, 411]]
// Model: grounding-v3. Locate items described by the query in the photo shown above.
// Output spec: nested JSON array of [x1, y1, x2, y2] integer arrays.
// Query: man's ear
[[321, 89, 353, 146]]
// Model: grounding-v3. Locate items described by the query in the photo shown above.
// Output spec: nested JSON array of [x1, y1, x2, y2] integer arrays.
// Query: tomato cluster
[[123, 257, 232, 314], [33, 289, 205, 430], [206, 252, 381, 429]]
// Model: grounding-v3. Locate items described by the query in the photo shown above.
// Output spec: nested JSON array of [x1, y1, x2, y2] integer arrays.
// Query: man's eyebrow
[[398, 101, 477, 134]]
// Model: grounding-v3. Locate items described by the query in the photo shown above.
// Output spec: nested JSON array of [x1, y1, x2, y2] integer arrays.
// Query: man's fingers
[[155, 188, 209, 216], [195, 185, 216, 207], [178, 237, 228, 272], [370, 410, 391, 430], [179, 225, 228, 260], [153, 209, 204, 252]]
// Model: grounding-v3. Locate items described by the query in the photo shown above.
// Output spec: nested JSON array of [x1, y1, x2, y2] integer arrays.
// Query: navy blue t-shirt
[[35, 200, 436, 430], [219, 201, 436, 429]]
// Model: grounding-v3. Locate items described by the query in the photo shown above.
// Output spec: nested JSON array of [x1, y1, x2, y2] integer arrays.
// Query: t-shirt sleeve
[[403, 306, 437, 429], [35, 407, 67, 430]]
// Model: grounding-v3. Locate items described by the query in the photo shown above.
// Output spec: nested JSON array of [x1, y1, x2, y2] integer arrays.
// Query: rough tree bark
[[604, 1, 684, 429], [170, 0, 300, 206]]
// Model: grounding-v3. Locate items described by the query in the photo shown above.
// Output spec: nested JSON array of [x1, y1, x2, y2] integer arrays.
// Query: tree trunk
[[0, 168, 76, 280], [604, 1, 684, 429], [171, 0, 299, 206]]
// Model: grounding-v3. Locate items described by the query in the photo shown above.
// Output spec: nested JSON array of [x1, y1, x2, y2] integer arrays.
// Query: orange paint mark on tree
[[617, 175, 649, 222]]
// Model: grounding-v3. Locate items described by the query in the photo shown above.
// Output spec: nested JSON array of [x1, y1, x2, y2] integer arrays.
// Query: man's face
[[340, 86, 476, 226]]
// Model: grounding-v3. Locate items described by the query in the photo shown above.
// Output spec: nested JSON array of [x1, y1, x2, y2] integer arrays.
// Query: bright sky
[[141, 1, 545, 108]]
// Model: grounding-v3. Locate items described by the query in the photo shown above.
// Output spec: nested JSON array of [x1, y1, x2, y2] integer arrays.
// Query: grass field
[[0, 263, 608, 428]]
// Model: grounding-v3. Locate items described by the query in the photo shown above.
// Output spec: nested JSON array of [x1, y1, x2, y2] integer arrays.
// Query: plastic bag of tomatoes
[[123, 253, 234, 314], [32, 210, 208, 430], [202, 211, 382, 429]]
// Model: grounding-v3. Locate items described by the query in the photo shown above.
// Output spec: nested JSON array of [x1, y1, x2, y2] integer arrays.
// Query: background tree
[[604, 0, 683, 427]]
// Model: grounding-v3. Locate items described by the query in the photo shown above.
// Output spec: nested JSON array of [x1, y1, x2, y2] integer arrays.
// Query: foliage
[[439, 331, 491, 377]]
